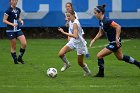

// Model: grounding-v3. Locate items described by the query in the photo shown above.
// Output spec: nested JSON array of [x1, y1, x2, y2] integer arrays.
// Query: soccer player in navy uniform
[[3, 0, 27, 64], [89, 4, 140, 77]]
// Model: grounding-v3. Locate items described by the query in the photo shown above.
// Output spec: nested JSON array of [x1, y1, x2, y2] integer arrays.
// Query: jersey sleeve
[[4, 8, 11, 16], [105, 18, 113, 26], [18, 8, 21, 14]]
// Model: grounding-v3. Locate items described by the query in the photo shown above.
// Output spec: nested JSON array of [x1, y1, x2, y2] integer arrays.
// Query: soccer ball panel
[[47, 68, 57, 78]]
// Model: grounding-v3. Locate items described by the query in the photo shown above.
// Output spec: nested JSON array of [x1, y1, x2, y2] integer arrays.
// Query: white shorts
[[66, 40, 86, 55]]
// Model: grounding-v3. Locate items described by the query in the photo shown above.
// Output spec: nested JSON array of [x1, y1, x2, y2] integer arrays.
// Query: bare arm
[[110, 21, 121, 47], [18, 17, 24, 25], [3, 14, 16, 27], [58, 23, 78, 38], [89, 28, 104, 47]]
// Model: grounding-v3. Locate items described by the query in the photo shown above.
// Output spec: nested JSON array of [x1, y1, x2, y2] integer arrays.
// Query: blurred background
[[0, 0, 140, 39]]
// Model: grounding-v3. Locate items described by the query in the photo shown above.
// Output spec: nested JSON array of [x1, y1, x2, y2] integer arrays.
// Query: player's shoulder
[[5, 6, 12, 12], [5, 6, 13, 15], [74, 19, 79, 24], [16, 7, 21, 11], [103, 16, 113, 24]]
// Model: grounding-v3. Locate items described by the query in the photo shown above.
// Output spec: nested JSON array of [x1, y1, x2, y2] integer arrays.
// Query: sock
[[123, 55, 140, 67], [61, 55, 70, 64], [82, 63, 90, 73], [18, 48, 25, 59], [98, 58, 104, 70], [11, 52, 17, 63]]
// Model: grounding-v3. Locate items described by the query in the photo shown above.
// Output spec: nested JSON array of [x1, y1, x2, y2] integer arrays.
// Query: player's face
[[66, 13, 71, 21], [66, 4, 72, 11], [10, 0, 18, 7], [66, 13, 74, 21], [94, 9, 102, 19]]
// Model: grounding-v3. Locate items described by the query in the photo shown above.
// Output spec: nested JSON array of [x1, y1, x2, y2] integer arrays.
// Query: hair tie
[[95, 7, 101, 12]]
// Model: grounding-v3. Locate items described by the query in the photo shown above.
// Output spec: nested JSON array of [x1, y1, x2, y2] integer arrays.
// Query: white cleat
[[83, 72, 91, 77], [61, 63, 71, 72]]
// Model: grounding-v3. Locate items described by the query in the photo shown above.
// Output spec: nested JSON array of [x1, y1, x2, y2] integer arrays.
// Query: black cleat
[[14, 61, 19, 64], [13, 58, 18, 64], [18, 57, 25, 64], [134, 61, 140, 69], [94, 73, 104, 77], [137, 62, 140, 69], [94, 69, 104, 77]]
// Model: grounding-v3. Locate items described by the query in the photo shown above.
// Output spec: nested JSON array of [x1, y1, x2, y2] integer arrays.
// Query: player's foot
[[94, 72, 104, 77], [13, 58, 18, 64], [14, 60, 18, 64], [83, 71, 91, 77], [137, 62, 140, 69], [94, 69, 104, 77], [17, 57, 25, 64], [61, 63, 70, 72], [134, 61, 140, 69]]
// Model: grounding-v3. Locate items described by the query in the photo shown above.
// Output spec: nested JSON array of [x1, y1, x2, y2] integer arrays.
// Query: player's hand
[[20, 20, 24, 25], [12, 23, 18, 27], [58, 27, 64, 33], [116, 38, 120, 47], [89, 39, 95, 47]]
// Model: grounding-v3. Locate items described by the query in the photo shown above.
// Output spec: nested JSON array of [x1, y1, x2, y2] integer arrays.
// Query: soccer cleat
[[94, 72, 104, 77], [14, 60, 18, 64], [17, 57, 25, 64], [83, 71, 91, 77], [134, 61, 140, 69], [61, 63, 70, 72], [137, 62, 140, 69], [94, 69, 104, 77]]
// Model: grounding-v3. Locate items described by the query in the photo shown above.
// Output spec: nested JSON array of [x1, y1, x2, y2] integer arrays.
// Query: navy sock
[[18, 48, 25, 58], [123, 55, 139, 65], [98, 58, 104, 70], [11, 52, 17, 62]]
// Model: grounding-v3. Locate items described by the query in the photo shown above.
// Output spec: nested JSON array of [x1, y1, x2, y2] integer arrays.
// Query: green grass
[[0, 39, 140, 93]]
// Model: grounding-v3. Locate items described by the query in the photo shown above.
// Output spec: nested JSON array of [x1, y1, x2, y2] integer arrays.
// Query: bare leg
[[78, 54, 91, 76], [17, 35, 27, 64], [95, 47, 113, 77], [58, 45, 72, 72], [114, 48, 140, 68], [10, 39, 18, 64]]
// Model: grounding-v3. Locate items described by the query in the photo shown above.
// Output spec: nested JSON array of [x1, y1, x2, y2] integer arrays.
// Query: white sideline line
[[89, 39, 131, 49], [1, 84, 140, 88]]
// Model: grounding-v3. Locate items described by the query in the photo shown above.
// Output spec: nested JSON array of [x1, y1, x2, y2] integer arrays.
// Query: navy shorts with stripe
[[6, 30, 24, 40], [106, 42, 122, 52]]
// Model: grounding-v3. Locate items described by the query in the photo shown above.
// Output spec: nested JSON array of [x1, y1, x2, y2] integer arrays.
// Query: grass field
[[0, 39, 140, 93]]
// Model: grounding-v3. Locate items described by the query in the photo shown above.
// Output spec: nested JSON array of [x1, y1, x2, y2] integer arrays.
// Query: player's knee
[[11, 46, 16, 51], [97, 53, 103, 59], [117, 56, 123, 60], [21, 42, 27, 48], [58, 52, 64, 58]]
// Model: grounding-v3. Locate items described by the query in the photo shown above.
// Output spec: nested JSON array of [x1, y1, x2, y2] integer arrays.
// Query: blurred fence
[[0, 27, 140, 39]]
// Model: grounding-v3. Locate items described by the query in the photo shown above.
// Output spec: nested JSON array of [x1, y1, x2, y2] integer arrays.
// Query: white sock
[[61, 55, 70, 64], [82, 63, 90, 73]]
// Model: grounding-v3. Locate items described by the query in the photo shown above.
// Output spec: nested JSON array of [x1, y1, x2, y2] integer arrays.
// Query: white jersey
[[68, 11, 84, 35], [69, 19, 83, 43], [66, 19, 86, 55]]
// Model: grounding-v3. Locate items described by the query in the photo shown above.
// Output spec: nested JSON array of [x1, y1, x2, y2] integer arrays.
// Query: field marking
[[1, 84, 140, 88], [89, 39, 131, 49]]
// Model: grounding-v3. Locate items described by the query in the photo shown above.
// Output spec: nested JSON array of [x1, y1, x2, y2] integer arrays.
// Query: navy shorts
[[106, 42, 122, 52], [6, 30, 24, 40]]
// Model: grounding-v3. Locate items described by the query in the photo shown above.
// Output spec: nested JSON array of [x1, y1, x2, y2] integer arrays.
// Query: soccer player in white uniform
[[58, 10, 91, 76], [65, 2, 89, 57]]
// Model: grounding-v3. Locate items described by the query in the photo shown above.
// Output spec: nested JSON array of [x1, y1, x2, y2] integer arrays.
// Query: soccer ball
[[47, 68, 57, 78]]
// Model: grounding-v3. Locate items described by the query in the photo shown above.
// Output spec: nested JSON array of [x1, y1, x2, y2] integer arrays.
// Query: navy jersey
[[99, 16, 121, 43], [4, 6, 21, 31]]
